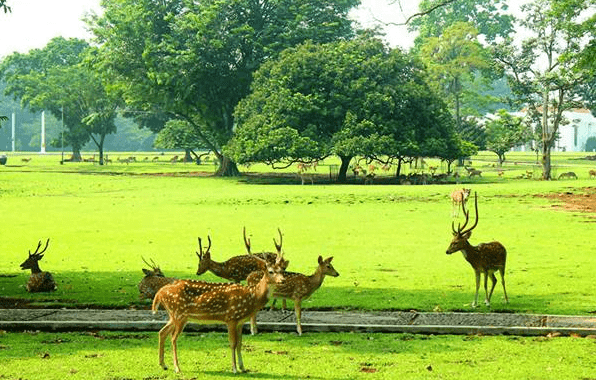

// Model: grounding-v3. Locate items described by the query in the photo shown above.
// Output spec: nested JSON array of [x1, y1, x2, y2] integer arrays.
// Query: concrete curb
[[1, 309, 595, 336]]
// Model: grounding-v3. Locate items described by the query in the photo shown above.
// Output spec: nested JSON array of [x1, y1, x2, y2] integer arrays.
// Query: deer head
[[195, 236, 212, 276], [447, 192, 479, 255], [142, 257, 165, 277], [20, 239, 50, 273]]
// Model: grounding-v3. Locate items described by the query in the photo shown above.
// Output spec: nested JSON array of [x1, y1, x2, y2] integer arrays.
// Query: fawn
[[138, 257, 177, 301], [450, 188, 471, 217], [20, 239, 56, 292], [446, 192, 508, 307], [248, 255, 339, 335], [152, 253, 284, 374]]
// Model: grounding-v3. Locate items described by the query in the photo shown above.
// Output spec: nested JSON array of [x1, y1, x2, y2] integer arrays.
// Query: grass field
[[1, 151, 595, 314], [0, 330, 595, 380], [1, 151, 596, 380]]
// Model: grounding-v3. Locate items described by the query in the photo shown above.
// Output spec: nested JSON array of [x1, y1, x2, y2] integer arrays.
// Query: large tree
[[492, 0, 595, 179], [225, 37, 458, 182], [485, 109, 532, 165], [0, 37, 118, 163], [89, 0, 359, 176]]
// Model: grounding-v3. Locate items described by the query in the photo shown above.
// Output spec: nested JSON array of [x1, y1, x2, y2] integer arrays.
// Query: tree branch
[[379, 0, 458, 26]]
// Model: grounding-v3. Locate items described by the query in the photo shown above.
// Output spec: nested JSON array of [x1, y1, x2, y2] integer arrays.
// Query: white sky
[[0, 0, 420, 59]]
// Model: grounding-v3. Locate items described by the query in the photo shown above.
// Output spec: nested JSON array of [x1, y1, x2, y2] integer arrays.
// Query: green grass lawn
[[1, 151, 595, 314], [0, 330, 595, 380]]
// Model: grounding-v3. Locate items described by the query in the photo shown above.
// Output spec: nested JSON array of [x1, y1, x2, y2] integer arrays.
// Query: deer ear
[[318, 255, 323, 264], [463, 230, 473, 239], [326, 256, 334, 262], [142, 268, 152, 275]]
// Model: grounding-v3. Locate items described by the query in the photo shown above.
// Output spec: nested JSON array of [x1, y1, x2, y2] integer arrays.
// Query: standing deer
[[446, 192, 508, 307], [196, 230, 287, 283], [138, 257, 177, 301], [450, 188, 471, 217], [243, 227, 287, 266], [152, 253, 284, 374], [20, 239, 56, 292], [248, 256, 339, 335]]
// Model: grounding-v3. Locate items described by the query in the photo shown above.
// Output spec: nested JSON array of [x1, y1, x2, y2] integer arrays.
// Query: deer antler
[[459, 192, 479, 235], [243, 227, 251, 254], [142, 256, 159, 270], [30, 239, 50, 257], [273, 228, 283, 254]]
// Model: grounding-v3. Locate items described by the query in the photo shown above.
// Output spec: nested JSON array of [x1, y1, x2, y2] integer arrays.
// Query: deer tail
[[151, 292, 162, 315]]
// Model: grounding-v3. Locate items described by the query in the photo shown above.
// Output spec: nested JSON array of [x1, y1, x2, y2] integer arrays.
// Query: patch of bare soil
[[535, 187, 596, 216]]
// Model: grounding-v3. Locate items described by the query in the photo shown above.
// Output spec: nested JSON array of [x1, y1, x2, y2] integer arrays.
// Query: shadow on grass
[[0, 270, 587, 315]]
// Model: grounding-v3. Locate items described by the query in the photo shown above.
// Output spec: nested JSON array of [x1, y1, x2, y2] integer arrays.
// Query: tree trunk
[[395, 158, 403, 178], [71, 148, 82, 162], [215, 155, 241, 176], [337, 156, 352, 183], [542, 145, 551, 180]]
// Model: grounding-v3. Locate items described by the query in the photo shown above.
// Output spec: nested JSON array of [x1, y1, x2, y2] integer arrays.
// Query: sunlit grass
[[0, 151, 595, 314]]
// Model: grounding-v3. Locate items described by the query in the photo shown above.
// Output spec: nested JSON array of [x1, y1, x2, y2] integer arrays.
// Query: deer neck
[[253, 273, 275, 303], [208, 260, 233, 280], [30, 264, 42, 275], [307, 266, 326, 291], [459, 240, 479, 262]]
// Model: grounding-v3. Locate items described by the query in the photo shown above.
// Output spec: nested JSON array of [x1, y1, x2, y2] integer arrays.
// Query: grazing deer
[[169, 155, 179, 164], [589, 169, 596, 178], [249, 256, 339, 335], [446, 192, 508, 308], [20, 239, 56, 292], [558, 171, 578, 180], [450, 188, 471, 217], [138, 257, 177, 301], [152, 255, 284, 373]]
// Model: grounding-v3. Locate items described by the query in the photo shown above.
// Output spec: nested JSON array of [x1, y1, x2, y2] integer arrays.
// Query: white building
[[512, 108, 596, 152]]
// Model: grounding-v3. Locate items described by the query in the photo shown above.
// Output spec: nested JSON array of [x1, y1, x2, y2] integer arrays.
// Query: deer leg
[[294, 299, 303, 336], [486, 271, 498, 307], [472, 271, 481, 308], [250, 312, 258, 335], [227, 322, 240, 374], [500, 268, 509, 304], [236, 323, 245, 372], [171, 320, 186, 373], [158, 320, 175, 370]]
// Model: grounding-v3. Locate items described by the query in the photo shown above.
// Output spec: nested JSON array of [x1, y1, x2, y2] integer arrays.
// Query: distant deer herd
[[16, 188, 513, 374]]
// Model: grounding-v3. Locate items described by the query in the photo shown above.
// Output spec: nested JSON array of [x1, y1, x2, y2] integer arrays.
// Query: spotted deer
[[243, 227, 287, 267], [446, 192, 508, 307], [196, 230, 286, 283], [19, 239, 56, 292], [248, 256, 339, 335], [152, 254, 284, 374], [450, 188, 471, 217], [138, 257, 177, 301]]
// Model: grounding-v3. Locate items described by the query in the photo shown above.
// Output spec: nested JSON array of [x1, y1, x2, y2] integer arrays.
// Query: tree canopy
[[89, 0, 359, 176], [225, 37, 459, 182], [492, 0, 595, 179], [0, 37, 119, 163]]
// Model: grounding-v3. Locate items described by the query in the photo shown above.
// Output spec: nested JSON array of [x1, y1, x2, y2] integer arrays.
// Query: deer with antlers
[[446, 192, 508, 308], [138, 257, 177, 301], [196, 229, 287, 283], [248, 255, 339, 335], [20, 239, 56, 292], [152, 237, 284, 374]]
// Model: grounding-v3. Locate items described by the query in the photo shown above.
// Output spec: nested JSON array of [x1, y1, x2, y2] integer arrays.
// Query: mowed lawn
[[0, 152, 595, 315]]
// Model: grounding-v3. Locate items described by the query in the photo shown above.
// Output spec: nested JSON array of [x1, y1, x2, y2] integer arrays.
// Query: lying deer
[[138, 257, 176, 301], [152, 254, 284, 374], [248, 255, 339, 335], [196, 229, 287, 283], [20, 239, 56, 292], [446, 192, 508, 307], [558, 171, 578, 180]]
